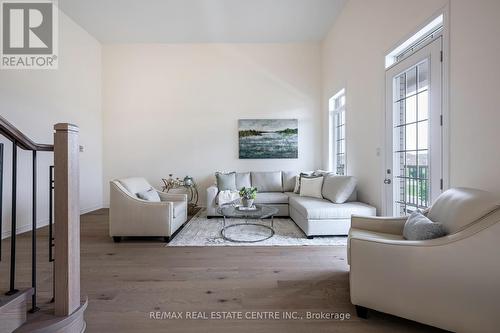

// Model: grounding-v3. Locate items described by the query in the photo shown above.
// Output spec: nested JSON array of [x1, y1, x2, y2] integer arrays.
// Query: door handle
[[384, 178, 392, 184]]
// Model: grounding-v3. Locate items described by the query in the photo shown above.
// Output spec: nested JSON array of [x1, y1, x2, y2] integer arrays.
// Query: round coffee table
[[217, 205, 279, 243]]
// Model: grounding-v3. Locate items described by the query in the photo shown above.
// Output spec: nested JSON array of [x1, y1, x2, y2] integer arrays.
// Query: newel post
[[53, 123, 80, 316]]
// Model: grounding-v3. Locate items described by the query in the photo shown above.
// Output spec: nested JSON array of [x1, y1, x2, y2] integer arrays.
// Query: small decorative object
[[183, 175, 193, 186], [239, 119, 298, 159], [239, 187, 257, 208], [162, 174, 199, 211]]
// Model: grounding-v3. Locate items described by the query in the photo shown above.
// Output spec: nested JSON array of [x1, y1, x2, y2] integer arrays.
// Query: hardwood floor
[[1, 209, 446, 333]]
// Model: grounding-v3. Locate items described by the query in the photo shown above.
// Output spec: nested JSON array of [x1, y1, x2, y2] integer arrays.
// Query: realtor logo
[[1, 0, 58, 69]]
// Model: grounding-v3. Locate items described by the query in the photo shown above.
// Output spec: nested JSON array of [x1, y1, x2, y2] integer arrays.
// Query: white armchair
[[109, 177, 188, 243], [348, 188, 500, 332]]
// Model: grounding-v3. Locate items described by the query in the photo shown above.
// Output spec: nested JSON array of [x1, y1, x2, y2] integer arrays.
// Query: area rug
[[167, 209, 348, 247]]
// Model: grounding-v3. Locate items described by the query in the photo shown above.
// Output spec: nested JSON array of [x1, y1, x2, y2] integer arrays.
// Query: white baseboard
[[1, 204, 104, 239]]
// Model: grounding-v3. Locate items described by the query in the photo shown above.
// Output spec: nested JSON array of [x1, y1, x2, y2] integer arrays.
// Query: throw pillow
[[322, 175, 357, 204], [313, 169, 334, 176], [403, 211, 447, 240], [235, 172, 251, 189], [299, 176, 324, 199], [137, 187, 161, 202], [215, 172, 237, 191], [294, 172, 313, 194]]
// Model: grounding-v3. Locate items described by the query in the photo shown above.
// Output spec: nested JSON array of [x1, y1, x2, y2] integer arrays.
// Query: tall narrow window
[[329, 89, 346, 175]]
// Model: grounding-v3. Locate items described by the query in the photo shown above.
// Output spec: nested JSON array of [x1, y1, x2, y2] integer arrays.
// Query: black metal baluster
[[0, 143, 3, 262], [6, 141, 18, 296], [49, 166, 54, 262], [49, 165, 55, 303], [30, 150, 39, 312]]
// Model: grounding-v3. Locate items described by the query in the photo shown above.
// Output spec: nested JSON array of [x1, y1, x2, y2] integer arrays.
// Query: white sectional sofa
[[206, 171, 376, 237]]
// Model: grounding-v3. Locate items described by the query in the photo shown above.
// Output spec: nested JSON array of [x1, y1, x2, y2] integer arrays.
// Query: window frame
[[329, 89, 346, 175]]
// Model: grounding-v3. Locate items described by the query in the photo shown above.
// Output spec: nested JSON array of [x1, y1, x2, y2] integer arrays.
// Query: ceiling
[[58, 0, 347, 43]]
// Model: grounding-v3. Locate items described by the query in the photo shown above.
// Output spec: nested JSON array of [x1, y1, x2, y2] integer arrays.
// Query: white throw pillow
[[294, 171, 314, 194], [137, 187, 161, 202], [299, 176, 324, 199]]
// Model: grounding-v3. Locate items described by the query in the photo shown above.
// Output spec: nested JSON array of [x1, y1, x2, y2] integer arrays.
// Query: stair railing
[[0, 116, 84, 325]]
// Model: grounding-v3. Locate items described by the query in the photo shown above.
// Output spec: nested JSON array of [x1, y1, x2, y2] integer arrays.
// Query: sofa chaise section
[[289, 195, 376, 237]]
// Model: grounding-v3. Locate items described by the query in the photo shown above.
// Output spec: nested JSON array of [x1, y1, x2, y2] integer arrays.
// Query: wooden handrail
[[0, 115, 53, 151]]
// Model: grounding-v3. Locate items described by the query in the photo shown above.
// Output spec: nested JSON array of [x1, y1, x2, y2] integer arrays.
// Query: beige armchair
[[348, 188, 500, 333], [110, 177, 188, 243]]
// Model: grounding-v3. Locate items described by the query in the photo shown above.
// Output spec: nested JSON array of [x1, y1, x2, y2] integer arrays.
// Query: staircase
[[0, 116, 87, 332]]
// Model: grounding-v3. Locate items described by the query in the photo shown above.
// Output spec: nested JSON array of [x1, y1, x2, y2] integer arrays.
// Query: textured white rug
[[167, 209, 348, 247]]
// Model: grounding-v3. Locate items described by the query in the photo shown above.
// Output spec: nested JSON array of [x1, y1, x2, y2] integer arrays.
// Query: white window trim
[[385, 14, 443, 69], [329, 88, 346, 175]]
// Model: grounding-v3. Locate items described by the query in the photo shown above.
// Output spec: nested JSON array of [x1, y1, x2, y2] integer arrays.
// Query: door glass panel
[[406, 68, 417, 96], [395, 74, 406, 101], [418, 121, 429, 150], [417, 90, 429, 120], [405, 123, 417, 150], [418, 62, 429, 91], [393, 59, 431, 215], [405, 95, 417, 123]]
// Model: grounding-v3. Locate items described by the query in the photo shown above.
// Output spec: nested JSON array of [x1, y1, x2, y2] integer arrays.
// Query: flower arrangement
[[239, 187, 257, 207]]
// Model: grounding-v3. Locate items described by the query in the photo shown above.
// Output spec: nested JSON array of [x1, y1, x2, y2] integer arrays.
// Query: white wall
[[102, 43, 322, 205], [322, 0, 500, 211], [0, 12, 103, 238]]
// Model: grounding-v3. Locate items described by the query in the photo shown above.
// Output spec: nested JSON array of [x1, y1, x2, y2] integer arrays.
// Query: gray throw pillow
[[236, 172, 251, 190], [215, 172, 237, 191], [137, 187, 161, 202], [403, 211, 447, 240], [322, 175, 357, 204]]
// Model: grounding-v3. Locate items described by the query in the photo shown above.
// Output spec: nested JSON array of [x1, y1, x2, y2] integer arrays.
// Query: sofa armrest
[[207, 185, 218, 205], [157, 191, 188, 202], [351, 215, 406, 235]]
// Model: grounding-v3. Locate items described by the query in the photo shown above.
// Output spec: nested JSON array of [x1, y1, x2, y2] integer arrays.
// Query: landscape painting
[[239, 119, 298, 159]]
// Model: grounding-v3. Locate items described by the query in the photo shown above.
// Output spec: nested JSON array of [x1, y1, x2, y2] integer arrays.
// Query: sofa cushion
[[403, 211, 447, 240], [137, 188, 161, 202], [236, 172, 251, 190], [251, 171, 283, 192], [254, 192, 289, 204], [300, 176, 324, 199], [290, 196, 376, 220], [118, 177, 152, 196], [322, 175, 357, 204], [282, 171, 298, 192], [428, 187, 500, 234], [216, 172, 237, 191]]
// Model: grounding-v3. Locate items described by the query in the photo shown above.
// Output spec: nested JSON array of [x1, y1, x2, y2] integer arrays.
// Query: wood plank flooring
[[1, 209, 446, 333]]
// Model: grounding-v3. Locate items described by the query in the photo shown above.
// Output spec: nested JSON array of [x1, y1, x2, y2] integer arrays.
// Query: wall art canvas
[[238, 119, 298, 159]]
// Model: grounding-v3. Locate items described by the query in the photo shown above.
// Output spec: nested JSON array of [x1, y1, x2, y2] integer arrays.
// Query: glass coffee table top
[[217, 204, 279, 219], [217, 205, 279, 243]]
